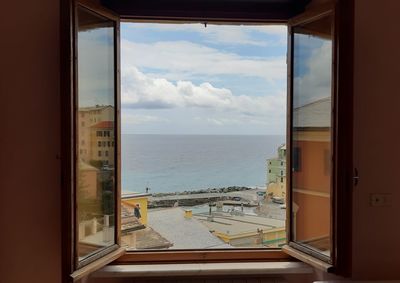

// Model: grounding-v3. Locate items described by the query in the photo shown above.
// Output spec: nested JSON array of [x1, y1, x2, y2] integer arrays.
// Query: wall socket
[[370, 193, 392, 207]]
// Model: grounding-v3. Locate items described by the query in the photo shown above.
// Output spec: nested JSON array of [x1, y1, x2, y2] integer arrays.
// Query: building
[[194, 212, 286, 248], [89, 121, 115, 167], [291, 97, 331, 251], [266, 144, 286, 199], [4, 1, 400, 282], [121, 192, 152, 225], [120, 196, 173, 250], [78, 105, 114, 164]]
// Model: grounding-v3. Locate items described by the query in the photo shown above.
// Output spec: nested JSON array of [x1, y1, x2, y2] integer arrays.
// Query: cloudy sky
[[121, 23, 288, 135]]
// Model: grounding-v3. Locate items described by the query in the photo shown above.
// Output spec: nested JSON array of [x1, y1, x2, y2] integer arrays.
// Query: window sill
[[91, 261, 313, 278]]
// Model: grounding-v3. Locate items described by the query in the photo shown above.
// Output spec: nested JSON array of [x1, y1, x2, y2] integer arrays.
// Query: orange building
[[78, 105, 114, 163], [292, 97, 331, 254]]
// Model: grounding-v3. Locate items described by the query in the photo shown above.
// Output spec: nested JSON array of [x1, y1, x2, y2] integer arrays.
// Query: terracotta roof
[[91, 121, 114, 129]]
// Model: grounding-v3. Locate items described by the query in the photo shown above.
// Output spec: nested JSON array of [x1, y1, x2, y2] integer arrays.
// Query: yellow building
[[266, 177, 286, 199], [78, 161, 99, 199], [195, 213, 286, 248], [121, 192, 151, 225]]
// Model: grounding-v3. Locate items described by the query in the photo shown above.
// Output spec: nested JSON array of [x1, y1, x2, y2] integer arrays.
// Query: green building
[[266, 144, 286, 198]]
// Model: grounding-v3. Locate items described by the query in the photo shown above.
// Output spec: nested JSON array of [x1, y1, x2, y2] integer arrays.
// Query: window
[[63, 0, 353, 279], [71, 4, 120, 273], [121, 21, 287, 251], [289, 13, 333, 262], [293, 147, 301, 172]]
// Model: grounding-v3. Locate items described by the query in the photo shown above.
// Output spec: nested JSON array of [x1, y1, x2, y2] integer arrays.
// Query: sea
[[121, 134, 285, 194]]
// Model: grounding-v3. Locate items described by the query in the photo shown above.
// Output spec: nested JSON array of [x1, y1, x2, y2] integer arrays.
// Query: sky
[[120, 23, 288, 135], [77, 22, 332, 135]]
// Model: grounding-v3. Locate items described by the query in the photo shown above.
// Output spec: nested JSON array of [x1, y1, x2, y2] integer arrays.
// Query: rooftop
[[194, 212, 285, 237], [122, 192, 152, 199], [293, 97, 331, 129], [91, 121, 114, 129], [148, 207, 231, 249]]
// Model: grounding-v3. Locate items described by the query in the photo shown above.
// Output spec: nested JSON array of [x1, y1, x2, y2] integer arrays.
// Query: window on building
[[98, 141, 101, 147], [293, 147, 301, 172], [97, 131, 103, 137]]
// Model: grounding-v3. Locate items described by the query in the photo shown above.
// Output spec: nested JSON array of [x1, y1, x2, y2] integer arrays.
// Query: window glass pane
[[291, 15, 332, 258], [76, 7, 115, 261], [120, 23, 288, 250]]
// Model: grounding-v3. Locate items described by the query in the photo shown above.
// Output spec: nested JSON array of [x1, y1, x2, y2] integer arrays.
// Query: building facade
[[266, 144, 286, 199]]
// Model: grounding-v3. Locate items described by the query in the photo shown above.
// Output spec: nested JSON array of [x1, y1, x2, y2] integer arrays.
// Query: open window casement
[[283, 0, 353, 276], [64, 0, 124, 281]]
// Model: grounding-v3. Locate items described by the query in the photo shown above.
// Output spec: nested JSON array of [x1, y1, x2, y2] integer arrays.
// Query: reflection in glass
[[76, 7, 115, 261], [291, 15, 332, 258]]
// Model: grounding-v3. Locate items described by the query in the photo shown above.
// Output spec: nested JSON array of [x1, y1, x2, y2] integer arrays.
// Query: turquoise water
[[121, 134, 285, 194]]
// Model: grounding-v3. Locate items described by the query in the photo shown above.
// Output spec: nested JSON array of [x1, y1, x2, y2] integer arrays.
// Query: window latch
[[353, 168, 359, 186]]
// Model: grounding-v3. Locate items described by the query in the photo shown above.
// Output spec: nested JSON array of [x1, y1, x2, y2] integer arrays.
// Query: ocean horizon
[[122, 134, 285, 194]]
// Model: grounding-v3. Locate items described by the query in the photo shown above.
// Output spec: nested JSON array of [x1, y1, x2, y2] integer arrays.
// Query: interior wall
[[351, 0, 400, 279], [0, 1, 61, 283], [1, 0, 400, 282]]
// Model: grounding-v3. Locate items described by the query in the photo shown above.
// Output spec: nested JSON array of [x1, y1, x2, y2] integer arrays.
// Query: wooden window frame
[[285, 0, 354, 276], [61, 0, 353, 280], [61, 0, 124, 281]]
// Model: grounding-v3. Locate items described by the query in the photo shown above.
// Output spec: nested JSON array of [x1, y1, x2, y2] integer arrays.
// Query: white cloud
[[121, 40, 286, 82], [122, 113, 169, 125], [122, 67, 285, 117], [293, 40, 332, 107]]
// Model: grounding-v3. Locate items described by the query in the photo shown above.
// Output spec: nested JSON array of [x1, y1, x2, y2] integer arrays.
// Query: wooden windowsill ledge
[[92, 261, 313, 278]]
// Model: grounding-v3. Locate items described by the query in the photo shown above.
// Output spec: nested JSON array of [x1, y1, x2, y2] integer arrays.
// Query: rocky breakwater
[[148, 186, 253, 208]]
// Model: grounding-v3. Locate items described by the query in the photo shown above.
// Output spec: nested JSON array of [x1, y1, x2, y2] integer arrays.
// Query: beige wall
[[2, 0, 400, 283], [0, 1, 61, 283], [352, 0, 400, 279]]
